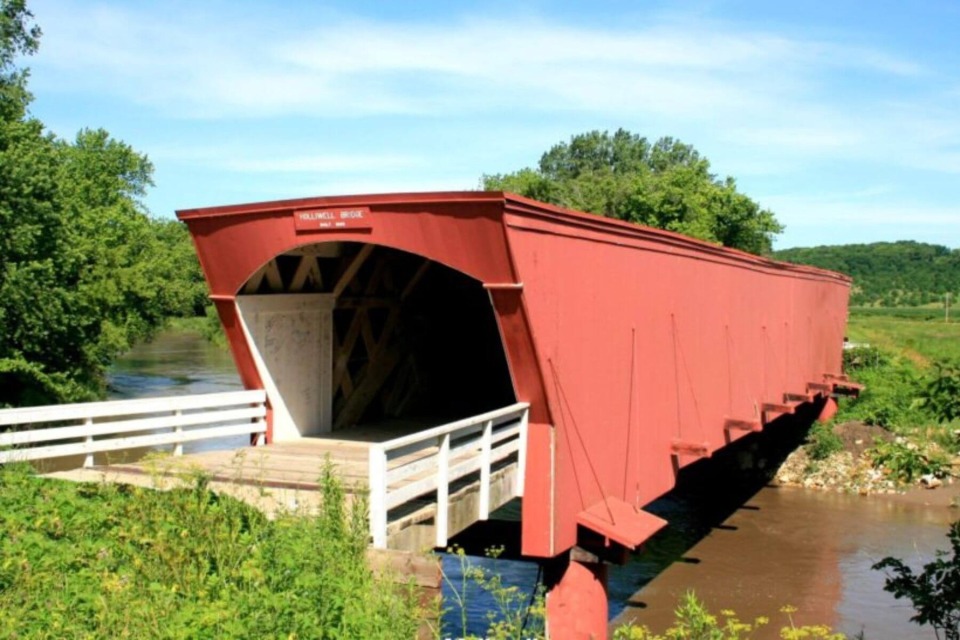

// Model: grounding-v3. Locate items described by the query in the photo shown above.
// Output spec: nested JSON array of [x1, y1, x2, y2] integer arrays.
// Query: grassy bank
[[0, 463, 423, 639], [848, 307, 960, 364], [842, 309, 960, 443], [781, 309, 960, 492]]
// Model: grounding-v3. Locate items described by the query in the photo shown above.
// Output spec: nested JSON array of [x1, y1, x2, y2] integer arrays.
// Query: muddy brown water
[[103, 330, 957, 638], [611, 485, 957, 639]]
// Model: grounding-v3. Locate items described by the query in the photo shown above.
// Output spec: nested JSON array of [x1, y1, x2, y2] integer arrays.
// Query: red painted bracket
[[762, 402, 796, 415], [784, 391, 815, 403], [806, 382, 832, 395], [823, 373, 851, 382], [723, 418, 762, 433], [832, 381, 865, 396], [670, 439, 711, 458], [761, 402, 798, 422], [577, 497, 668, 549], [823, 373, 865, 396]]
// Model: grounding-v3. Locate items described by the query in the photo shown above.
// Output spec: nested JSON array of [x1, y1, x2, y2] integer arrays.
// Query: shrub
[[806, 423, 844, 461], [867, 438, 949, 484], [843, 345, 889, 371], [0, 462, 422, 639], [916, 359, 960, 423], [873, 520, 960, 640], [835, 349, 925, 431]]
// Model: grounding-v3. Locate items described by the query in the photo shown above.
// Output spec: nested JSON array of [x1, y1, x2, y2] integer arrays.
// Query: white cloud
[[26, 1, 960, 247], [29, 2, 925, 123]]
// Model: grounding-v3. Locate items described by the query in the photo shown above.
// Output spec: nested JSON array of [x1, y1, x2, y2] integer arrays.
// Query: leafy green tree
[[873, 521, 960, 640], [775, 241, 960, 307], [483, 129, 783, 255], [0, 0, 207, 406]]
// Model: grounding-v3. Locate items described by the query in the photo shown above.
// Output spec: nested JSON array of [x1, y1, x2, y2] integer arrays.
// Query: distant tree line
[[483, 129, 784, 255], [774, 241, 960, 307], [0, 1, 207, 406]]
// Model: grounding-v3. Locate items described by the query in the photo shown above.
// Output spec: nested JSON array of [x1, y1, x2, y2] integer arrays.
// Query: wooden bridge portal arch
[[233, 241, 516, 442]]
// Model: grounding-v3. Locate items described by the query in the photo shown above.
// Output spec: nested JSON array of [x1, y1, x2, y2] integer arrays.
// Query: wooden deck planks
[[40, 415, 516, 552]]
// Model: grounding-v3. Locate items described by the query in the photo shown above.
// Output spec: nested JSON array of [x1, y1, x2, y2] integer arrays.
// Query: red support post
[[817, 396, 839, 423], [545, 556, 609, 639]]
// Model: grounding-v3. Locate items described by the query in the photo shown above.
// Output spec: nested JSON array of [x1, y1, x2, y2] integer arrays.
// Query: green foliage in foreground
[[612, 592, 845, 639], [444, 545, 545, 639], [873, 521, 960, 640], [0, 463, 422, 639], [483, 129, 783, 255]]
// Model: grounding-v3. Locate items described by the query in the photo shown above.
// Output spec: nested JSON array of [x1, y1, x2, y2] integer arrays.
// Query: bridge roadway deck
[[42, 418, 520, 552]]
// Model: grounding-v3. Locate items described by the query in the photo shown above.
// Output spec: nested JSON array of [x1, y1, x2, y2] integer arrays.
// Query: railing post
[[517, 407, 529, 496], [369, 446, 388, 549], [253, 398, 266, 446], [435, 432, 450, 548], [479, 419, 493, 520], [173, 409, 183, 456], [83, 417, 94, 468]]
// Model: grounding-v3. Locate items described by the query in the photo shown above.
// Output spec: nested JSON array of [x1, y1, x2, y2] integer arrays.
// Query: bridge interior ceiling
[[240, 242, 516, 430]]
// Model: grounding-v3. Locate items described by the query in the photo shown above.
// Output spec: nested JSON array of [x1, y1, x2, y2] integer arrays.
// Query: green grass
[[836, 311, 960, 461], [0, 463, 423, 639], [850, 306, 947, 321], [847, 310, 960, 365]]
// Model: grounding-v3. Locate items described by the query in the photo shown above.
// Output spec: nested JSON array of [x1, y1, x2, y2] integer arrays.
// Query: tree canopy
[[482, 129, 783, 255], [0, 0, 207, 406], [775, 241, 960, 307]]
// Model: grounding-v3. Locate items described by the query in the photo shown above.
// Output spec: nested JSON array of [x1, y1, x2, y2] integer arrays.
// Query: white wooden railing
[[0, 390, 267, 467], [368, 402, 529, 549]]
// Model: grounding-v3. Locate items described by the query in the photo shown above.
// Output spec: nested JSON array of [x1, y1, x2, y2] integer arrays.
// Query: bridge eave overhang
[[176, 191, 521, 298]]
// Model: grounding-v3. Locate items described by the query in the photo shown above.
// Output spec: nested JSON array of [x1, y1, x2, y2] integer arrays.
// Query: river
[[111, 329, 957, 639]]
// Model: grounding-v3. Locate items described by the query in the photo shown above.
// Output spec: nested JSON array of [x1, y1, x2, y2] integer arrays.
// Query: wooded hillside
[[774, 241, 960, 306]]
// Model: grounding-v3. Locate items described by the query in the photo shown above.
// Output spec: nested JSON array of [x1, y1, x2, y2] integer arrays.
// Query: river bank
[[608, 414, 960, 640]]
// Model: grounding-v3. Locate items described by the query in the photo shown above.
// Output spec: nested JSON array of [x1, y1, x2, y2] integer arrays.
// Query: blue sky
[[22, 0, 960, 249]]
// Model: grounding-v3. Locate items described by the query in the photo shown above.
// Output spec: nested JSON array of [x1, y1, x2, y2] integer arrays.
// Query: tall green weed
[[0, 463, 421, 639], [612, 592, 845, 639], [837, 346, 926, 430]]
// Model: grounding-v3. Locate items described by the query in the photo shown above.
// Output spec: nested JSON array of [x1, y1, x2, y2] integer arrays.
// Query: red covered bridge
[[1, 191, 856, 638], [176, 191, 855, 636]]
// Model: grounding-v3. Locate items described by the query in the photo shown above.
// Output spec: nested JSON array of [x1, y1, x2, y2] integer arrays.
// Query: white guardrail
[[0, 390, 267, 467], [367, 402, 529, 549]]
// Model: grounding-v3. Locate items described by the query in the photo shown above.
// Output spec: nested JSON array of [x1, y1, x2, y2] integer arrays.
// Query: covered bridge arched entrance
[[178, 193, 547, 553], [235, 241, 516, 442]]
